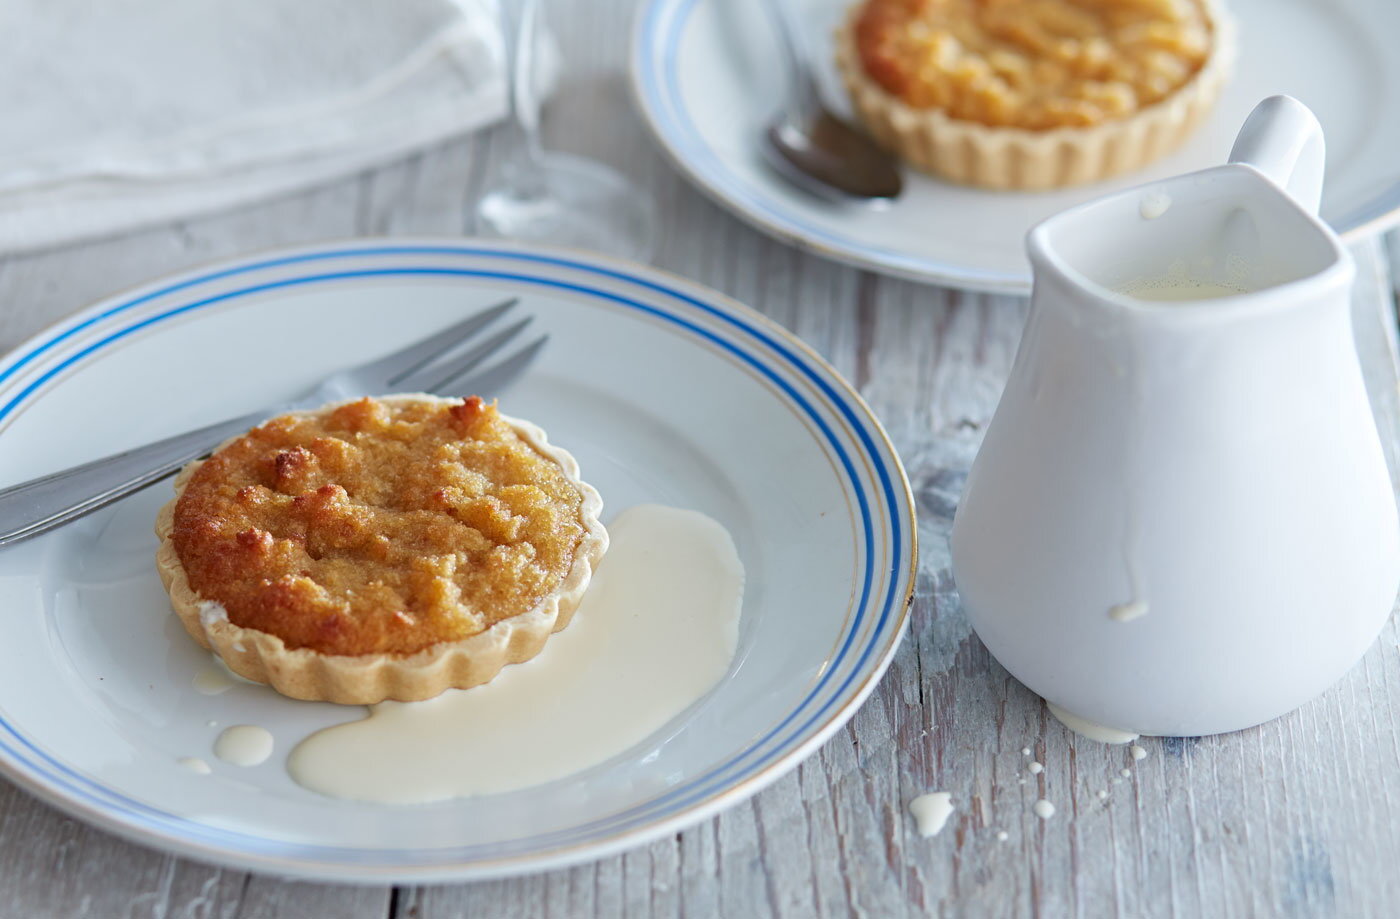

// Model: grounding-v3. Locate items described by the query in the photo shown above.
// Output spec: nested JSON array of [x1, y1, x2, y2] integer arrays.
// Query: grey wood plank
[[1388, 230, 1400, 303], [0, 780, 391, 918], [0, 179, 362, 354], [1361, 235, 1400, 479], [354, 139, 482, 238]]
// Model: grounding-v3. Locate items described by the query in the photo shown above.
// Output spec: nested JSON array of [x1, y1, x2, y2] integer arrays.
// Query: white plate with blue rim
[[631, 0, 1400, 293], [0, 239, 915, 882]]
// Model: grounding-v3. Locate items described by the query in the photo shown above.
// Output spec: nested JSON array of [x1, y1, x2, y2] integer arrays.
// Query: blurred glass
[[473, 0, 657, 262]]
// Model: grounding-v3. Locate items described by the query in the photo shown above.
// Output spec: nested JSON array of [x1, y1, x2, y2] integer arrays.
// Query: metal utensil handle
[[0, 408, 271, 547], [760, 0, 822, 114]]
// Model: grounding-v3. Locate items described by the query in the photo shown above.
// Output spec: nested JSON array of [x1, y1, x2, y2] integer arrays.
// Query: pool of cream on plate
[[267, 503, 745, 804]]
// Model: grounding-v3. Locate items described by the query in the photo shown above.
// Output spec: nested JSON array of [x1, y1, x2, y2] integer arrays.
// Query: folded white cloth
[[0, 0, 513, 254]]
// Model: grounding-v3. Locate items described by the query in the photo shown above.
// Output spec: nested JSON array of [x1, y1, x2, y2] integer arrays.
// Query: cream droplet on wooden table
[[908, 793, 954, 838], [288, 504, 744, 804], [1033, 800, 1056, 819], [214, 725, 274, 767]]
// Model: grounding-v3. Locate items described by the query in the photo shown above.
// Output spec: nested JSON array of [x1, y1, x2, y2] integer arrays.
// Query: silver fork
[[0, 297, 545, 548]]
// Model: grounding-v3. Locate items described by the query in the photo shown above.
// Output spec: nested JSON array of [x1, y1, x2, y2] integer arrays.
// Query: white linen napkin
[[0, 0, 513, 254]]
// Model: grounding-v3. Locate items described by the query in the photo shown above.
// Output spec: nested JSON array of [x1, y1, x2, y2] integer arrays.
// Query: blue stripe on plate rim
[[0, 241, 915, 873], [629, 0, 1400, 292]]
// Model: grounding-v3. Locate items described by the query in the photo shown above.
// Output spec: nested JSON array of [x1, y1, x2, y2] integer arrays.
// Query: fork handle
[[0, 408, 272, 547]]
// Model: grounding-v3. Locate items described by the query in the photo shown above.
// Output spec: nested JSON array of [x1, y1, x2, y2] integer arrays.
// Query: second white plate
[[632, 0, 1400, 293]]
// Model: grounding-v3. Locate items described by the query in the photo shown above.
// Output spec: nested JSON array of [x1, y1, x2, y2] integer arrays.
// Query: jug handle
[[1228, 95, 1325, 216]]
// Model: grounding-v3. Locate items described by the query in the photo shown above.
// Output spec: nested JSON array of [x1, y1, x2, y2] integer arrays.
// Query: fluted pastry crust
[[155, 395, 608, 704]]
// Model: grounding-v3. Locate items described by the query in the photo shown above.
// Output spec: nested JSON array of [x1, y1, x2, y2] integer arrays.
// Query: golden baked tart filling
[[836, 0, 1232, 189], [156, 395, 608, 704], [854, 0, 1214, 130]]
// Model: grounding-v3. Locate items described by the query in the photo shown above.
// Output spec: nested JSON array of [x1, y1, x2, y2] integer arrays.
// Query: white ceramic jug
[[950, 96, 1400, 738]]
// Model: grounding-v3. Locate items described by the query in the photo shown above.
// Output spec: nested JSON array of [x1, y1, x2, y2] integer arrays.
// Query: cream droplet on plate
[[192, 664, 234, 696], [177, 756, 211, 775], [1033, 800, 1056, 819], [909, 793, 954, 838], [288, 505, 744, 804], [1108, 601, 1148, 623], [1139, 191, 1171, 220], [214, 725, 274, 767], [1047, 702, 1140, 744], [192, 654, 257, 695]]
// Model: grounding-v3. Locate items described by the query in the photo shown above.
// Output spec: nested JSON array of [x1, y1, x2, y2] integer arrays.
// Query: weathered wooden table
[[2, 1, 1399, 915]]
